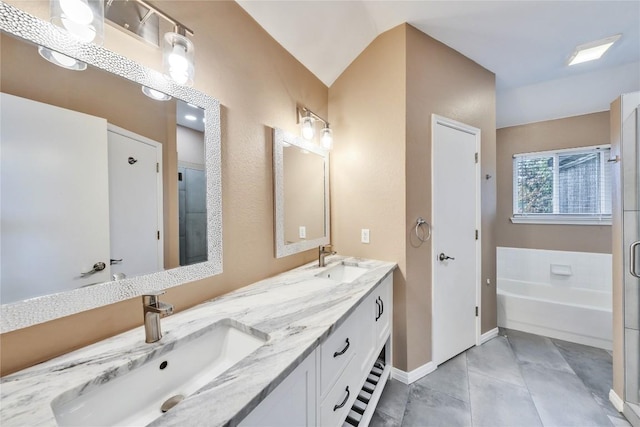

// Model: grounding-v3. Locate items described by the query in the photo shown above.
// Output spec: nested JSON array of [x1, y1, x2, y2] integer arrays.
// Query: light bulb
[[321, 126, 333, 150], [59, 0, 93, 25], [163, 33, 194, 86], [301, 116, 315, 140], [38, 46, 87, 71], [61, 18, 96, 42]]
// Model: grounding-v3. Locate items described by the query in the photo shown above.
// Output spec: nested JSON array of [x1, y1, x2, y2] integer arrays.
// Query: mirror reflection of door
[[0, 93, 111, 302], [108, 126, 164, 279]]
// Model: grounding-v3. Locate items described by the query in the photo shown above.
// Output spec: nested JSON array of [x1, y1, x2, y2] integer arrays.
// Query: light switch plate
[[361, 229, 370, 244], [299, 226, 306, 239]]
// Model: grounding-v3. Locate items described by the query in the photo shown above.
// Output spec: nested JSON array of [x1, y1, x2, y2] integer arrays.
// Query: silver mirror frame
[[273, 128, 330, 258], [0, 2, 222, 333]]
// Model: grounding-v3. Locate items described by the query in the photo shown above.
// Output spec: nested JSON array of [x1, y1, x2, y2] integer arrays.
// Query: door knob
[[439, 253, 455, 261], [81, 262, 106, 277]]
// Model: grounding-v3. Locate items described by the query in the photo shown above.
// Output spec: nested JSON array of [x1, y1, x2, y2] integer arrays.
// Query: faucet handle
[[142, 290, 165, 306]]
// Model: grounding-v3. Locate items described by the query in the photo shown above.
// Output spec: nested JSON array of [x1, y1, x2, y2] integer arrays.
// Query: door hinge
[[475, 306, 479, 317], [156, 163, 159, 173], [475, 230, 479, 240], [475, 152, 478, 163], [157, 230, 160, 240]]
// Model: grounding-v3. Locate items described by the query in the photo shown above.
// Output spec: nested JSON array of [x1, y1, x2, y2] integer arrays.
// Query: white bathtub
[[497, 278, 612, 350]]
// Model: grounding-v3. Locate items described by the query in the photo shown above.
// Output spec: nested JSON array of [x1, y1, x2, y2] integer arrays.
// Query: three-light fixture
[[297, 107, 333, 150]]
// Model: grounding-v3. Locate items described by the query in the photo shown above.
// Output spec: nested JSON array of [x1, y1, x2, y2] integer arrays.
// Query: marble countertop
[[0, 256, 396, 427]]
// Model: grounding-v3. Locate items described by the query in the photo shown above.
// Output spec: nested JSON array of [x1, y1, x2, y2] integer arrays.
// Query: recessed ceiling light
[[141, 86, 171, 101], [185, 114, 197, 121], [567, 34, 621, 66]]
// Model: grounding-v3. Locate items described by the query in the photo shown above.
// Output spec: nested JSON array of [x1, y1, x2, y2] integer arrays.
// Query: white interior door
[[432, 115, 480, 366], [1, 93, 110, 302], [108, 125, 163, 278]]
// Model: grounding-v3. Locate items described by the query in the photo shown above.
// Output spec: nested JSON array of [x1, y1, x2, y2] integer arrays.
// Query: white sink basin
[[316, 263, 368, 283], [51, 319, 268, 427]]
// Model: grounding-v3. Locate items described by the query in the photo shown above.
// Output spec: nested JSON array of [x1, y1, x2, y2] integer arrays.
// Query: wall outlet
[[299, 226, 306, 239], [361, 228, 370, 244]]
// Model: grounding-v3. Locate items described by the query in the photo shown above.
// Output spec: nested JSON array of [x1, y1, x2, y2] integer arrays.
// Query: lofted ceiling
[[236, 1, 640, 127]]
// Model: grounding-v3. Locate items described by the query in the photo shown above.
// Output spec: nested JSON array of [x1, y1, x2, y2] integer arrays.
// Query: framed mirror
[[273, 128, 329, 258], [0, 3, 222, 333]]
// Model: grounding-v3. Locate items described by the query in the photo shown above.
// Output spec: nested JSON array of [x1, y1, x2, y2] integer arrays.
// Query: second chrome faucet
[[142, 291, 174, 343]]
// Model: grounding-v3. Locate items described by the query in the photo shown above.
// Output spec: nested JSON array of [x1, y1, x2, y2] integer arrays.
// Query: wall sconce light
[[163, 28, 195, 87], [297, 106, 334, 150], [38, 0, 104, 70]]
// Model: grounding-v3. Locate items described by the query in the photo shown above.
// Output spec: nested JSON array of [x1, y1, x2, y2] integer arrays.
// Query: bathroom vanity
[[0, 256, 395, 427]]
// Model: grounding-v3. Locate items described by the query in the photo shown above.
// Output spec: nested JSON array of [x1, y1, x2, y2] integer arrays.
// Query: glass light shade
[[301, 116, 315, 140], [141, 86, 172, 101], [38, 45, 87, 71], [321, 126, 333, 150], [50, 0, 104, 45], [163, 32, 195, 87]]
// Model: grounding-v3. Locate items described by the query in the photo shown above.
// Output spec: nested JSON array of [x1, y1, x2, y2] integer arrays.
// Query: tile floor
[[371, 329, 631, 427]]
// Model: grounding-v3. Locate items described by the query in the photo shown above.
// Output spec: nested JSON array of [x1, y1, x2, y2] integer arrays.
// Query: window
[[512, 145, 612, 225]]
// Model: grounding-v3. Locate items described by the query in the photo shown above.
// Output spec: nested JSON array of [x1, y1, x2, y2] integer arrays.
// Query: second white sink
[[316, 263, 368, 283], [51, 319, 268, 427]]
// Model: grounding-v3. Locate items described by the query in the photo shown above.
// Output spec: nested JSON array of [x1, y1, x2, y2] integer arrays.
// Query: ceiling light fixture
[[567, 34, 621, 66], [297, 106, 334, 150], [39, 0, 104, 70]]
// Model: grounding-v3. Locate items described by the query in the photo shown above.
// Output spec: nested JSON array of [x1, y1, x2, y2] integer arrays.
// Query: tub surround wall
[[0, 257, 396, 427], [329, 23, 497, 373], [497, 247, 613, 349], [496, 112, 611, 254], [0, 0, 327, 376]]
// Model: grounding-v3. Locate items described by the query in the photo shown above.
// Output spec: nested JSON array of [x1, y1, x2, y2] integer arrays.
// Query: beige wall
[[329, 24, 496, 372], [496, 112, 611, 254], [329, 25, 409, 368], [1, 0, 327, 376], [405, 25, 497, 367]]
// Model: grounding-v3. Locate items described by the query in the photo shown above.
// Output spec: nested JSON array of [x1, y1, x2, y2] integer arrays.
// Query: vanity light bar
[[105, 0, 194, 36]]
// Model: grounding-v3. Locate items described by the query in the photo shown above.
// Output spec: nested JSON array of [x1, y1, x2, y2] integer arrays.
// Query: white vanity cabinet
[[239, 349, 318, 427], [241, 274, 393, 427]]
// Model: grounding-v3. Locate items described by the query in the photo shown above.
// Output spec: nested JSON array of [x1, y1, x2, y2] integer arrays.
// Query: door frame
[[430, 114, 482, 365], [107, 123, 164, 271]]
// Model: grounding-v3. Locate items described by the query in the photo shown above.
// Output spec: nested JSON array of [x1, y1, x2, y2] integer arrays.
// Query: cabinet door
[[239, 350, 317, 427], [375, 276, 393, 349]]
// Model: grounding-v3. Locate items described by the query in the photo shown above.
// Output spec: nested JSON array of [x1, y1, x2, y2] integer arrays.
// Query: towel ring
[[415, 217, 431, 243]]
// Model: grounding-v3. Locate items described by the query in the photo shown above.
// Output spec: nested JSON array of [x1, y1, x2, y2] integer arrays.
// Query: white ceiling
[[236, 1, 640, 127]]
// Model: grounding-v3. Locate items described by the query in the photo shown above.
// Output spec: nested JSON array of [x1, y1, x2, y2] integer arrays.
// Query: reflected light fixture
[[141, 86, 172, 101], [38, 0, 104, 70], [297, 106, 334, 150], [567, 34, 621, 66]]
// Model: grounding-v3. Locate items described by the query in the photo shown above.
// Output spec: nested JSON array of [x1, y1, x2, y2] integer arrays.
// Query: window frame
[[511, 144, 612, 225]]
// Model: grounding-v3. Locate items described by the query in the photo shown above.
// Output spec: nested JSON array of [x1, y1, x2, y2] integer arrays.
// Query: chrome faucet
[[319, 244, 336, 267], [142, 291, 174, 343]]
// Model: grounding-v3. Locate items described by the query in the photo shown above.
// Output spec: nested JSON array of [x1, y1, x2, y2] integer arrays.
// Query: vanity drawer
[[320, 356, 358, 427], [320, 311, 359, 396]]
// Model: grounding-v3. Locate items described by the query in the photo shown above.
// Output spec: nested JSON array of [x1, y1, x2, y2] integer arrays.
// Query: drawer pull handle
[[333, 386, 350, 411], [375, 298, 381, 321], [379, 296, 384, 316], [333, 338, 350, 357]]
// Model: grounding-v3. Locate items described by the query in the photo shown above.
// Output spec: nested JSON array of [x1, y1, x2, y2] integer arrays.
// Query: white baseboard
[[391, 361, 436, 384], [480, 327, 499, 344], [610, 389, 624, 412]]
